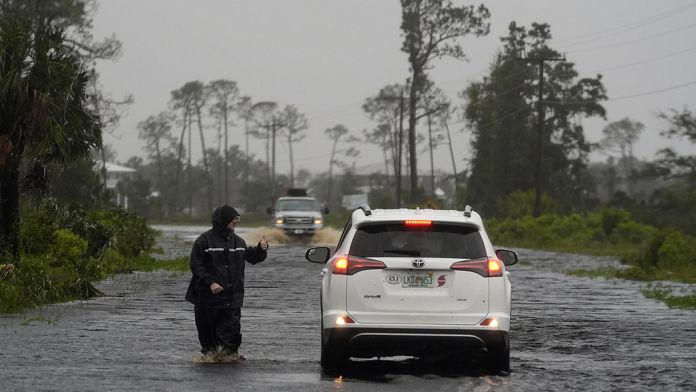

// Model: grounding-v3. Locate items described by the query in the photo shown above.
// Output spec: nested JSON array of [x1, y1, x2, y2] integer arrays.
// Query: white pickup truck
[[267, 190, 329, 236]]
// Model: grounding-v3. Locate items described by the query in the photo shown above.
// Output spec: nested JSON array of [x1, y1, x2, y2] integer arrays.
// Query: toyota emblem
[[412, 259, 425, 268]]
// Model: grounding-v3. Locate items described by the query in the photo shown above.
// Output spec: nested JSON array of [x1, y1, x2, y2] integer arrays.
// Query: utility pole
[[522, 55, 564, 217], [271, 117, 277, 198], [428, 112, 435, 198], [259, 116, 285, 199]]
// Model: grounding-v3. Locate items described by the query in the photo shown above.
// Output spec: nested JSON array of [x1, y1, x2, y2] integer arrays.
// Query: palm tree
[[0, 17, 100, 260]]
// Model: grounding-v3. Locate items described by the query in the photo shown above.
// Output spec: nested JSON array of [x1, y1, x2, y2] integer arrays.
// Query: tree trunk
[[271, 119, 276, 198], [288, 134, 295, 187], [428, 113, 435, 197], [224, 107, 229, 204], [408, 76, 418, 203], [173, 110, 188, 215], [188, 115, 193, 215], [0, 149, 21, 262], [196, 107, 212, 212], [444, 120, 458, 208], [265, 129, 270, 184], [244, 118, 250, 206], [327, 139, 339, 210], [217, 118, 222, 206]]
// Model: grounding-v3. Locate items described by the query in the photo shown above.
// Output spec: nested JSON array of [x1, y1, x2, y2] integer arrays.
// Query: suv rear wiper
[[383, 249, 421, 256]]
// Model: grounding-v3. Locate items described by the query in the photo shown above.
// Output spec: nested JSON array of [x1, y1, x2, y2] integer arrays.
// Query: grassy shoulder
[[642, 285, 696, 310], [0, 251, 189, 314], [487, 209, 696, 309], [0, 202, 191, 314]]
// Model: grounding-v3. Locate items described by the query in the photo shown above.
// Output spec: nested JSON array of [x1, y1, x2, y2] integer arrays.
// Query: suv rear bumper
[[323, 326, 508, 359]]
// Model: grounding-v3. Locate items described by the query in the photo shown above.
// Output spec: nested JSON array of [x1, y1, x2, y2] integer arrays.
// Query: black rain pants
[[194, 306, 242, 354]]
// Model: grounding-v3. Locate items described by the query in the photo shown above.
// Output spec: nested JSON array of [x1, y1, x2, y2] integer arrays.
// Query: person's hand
[[258, 235, 269, 251], [210, 282, 223, 294]]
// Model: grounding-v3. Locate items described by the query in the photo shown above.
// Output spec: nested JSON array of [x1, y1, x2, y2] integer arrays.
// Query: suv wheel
[[487, 341, 510, 373], [319, 299, 346, 371]]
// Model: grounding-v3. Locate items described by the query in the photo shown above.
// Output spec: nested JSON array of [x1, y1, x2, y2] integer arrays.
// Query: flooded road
[[1, 226, 695, 391]]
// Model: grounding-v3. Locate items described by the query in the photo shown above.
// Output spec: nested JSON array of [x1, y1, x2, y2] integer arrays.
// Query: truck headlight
[[314, 219, 322, 225], [275, 218, 284, 225]]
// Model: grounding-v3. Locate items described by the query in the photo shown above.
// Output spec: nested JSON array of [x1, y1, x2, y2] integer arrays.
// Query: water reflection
[[1, 229, 694, 391]]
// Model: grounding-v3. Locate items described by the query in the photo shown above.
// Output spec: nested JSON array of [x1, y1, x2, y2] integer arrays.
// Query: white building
[[102, 162, 136, 209]]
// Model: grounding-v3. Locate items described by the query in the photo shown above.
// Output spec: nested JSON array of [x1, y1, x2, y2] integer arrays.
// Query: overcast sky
[[92, 0, 696, 175]]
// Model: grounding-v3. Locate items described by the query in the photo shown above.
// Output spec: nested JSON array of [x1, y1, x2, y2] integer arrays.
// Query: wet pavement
[[1, 226, 695, 391]]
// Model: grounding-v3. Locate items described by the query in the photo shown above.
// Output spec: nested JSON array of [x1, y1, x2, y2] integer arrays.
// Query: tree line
[[3, 0, 696, 266]]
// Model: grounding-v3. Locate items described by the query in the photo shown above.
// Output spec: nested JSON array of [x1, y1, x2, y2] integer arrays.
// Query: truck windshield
[[276, 199, 319, 212]]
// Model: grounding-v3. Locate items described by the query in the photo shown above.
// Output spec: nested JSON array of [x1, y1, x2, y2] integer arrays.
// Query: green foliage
[[633, 186, 696, 236], [592, 207, 631, 238], [628, 228, 696, 278], [3, 200, 169, 313], [20, 200, 111, 258], [48, 158, 103, 209], [91, 208, 157, 258], [48, 229, 102, 297], [324, 210, 353, 229], [0, 233, 102, 313], [0, 12, 101, 258], [495, 190, 558, 219], [487, 209, 656, 256], [101, 249, 188, 274], [642, 284, 696, 310], [463, 22, 606, 216]]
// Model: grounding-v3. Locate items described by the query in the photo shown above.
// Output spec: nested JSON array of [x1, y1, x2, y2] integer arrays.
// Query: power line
[[588, 46, 696, 73], [553, 2, 696, 46], [543, 79, 696, 104], [566, 22, 696, 54], [609, 80, 696, 101]]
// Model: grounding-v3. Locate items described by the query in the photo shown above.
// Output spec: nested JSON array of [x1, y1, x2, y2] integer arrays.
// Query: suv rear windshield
[[350, 223, 486, 259]]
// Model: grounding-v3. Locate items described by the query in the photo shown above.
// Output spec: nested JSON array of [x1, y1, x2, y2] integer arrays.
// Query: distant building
[[101, 162, 136, 209], [351, 162, 453, 207]]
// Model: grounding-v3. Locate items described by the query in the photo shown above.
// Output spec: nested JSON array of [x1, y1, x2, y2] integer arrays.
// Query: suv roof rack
[[355, 204, 372, 216], [463, 205, 473, 218]]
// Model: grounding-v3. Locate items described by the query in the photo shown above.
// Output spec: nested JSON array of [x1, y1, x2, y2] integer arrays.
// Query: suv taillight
[[332, 255, 386, 275], [450, 257, 504, 277]]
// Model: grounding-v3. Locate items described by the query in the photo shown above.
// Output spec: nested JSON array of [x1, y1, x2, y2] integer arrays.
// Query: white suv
[[305, 206, 518, 372]]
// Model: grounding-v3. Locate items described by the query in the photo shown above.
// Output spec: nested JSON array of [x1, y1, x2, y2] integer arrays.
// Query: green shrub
[[49, 229, 103, 296], [656, 230, 696, 270], [20, 200, 112, 259], [589, 208, 631, 239], [90, 209, 157, 258], [612, 220, 656, 245]]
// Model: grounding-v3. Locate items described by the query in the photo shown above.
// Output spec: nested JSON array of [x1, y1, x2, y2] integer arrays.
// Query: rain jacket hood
[[212, 205, 239, 233]]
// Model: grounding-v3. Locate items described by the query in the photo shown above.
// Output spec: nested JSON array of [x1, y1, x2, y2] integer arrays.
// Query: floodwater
[[1, 225, 695, 391]]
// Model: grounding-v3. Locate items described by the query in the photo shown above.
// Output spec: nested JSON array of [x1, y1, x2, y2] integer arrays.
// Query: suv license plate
[[293, 229, 305, 234], [402, 271, 434, 288]]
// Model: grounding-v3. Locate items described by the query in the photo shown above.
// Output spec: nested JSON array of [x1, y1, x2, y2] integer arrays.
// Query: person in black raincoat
[[185, 205, 268, 356]]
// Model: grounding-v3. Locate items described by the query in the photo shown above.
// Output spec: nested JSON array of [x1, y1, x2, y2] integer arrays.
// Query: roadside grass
[[487, 209, 696, 310], [21, 315, 58, 326], [105, 254, 190, 273], [641, 285, 696, 310], [0, 254, 189, 314]]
